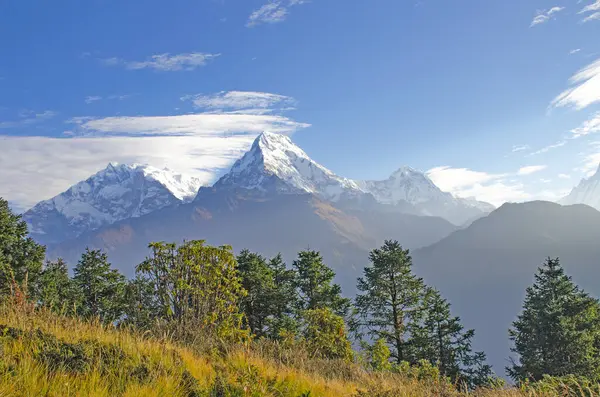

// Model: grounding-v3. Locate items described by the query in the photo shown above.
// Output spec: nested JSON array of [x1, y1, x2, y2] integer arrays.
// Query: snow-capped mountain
[[207, 131, 365, 201], [357, 166, 495, 225], [24, 163, 202, 245], [561, 164, 600, 210]]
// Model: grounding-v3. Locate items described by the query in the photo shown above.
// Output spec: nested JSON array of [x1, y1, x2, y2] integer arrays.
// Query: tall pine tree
[[73, 248, 127, 323], [38, 258, 78, 314], [293, 250, 350, 317], [410, 287, 493, 388], [0, 198, 45, 298], [508, 257, 600, 382], [355, 240, 426, 364]]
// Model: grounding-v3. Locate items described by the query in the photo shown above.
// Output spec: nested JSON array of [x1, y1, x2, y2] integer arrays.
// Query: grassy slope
[[0, 306, 583, 397]]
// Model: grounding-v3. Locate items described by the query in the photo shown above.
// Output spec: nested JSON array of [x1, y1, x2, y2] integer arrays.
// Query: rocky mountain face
[[412, 201, 600, 376], [560, 164, 600, 210], [23, 163, 201, 245]]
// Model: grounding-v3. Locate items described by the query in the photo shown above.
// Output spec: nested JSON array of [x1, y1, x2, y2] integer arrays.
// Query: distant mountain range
[[24, 132, 495, 247], [21, 132, 600, 376], [561, 164, 600, 211]]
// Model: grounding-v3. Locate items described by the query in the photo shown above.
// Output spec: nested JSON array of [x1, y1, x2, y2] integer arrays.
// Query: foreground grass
[[0, 306, 596, 396]]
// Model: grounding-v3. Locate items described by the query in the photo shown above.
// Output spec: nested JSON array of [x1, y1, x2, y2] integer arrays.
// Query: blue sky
[[1, 0, 600, 210]]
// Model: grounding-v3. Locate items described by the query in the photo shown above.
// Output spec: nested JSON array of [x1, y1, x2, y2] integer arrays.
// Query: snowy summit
[[23, 163, 202, 245]]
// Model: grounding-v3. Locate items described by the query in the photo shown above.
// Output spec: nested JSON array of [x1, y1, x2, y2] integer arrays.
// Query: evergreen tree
[[237, 249, 278, 337], [38, 258, 78, 314], [265, 253, 299, 338], [293, 250, 350, 317], [0, 198, 45, 298], [508, 257, 600, 382], [73, 248, 127, 323], [122, 274, 159, 330], [410, 287, 493, 388], [137, 241, 247, 339], [366, 338, 392, 371], [355, 240, 426, 364]]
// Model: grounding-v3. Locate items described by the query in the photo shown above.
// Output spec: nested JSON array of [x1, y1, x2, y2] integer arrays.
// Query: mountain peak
[[561, 165, 600, 210], [23, 163, 202, 245], [211, 132, 364, 201]]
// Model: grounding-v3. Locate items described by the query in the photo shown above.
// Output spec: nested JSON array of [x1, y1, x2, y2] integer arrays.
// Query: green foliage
[[0, 198, 45, 298], [73, 248, 127, 323], [302, 307, 354, 361], [293, 250, 350, 317], [508, 257, 600, 383], [137, 240, 247, 340], [355, 240, 426, 363], [237, 250, 298, 339], [122, 274, 160, 330], [409, 287, 493, 389], [367, 338, 392, 371], [37, 258, 78, 314]]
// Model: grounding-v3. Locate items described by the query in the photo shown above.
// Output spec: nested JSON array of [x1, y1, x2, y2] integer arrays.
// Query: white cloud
[[552, 57, 600, 109], [582, 12, 600, 22], [530, 6, 565, 27], [426, 166, 507, 192], [518, 165, 547, 175], [558, 173, 571, 179], [0, 110, 57, 129], [102, 52, 220, 72], [0, 135, 257, 210], [571, 112, 600, 137], [67, 112, 310, 137], [247, 0, 308, 27], [183, 91, 295, 112], [512, 144, 529, 152], [540, 178, 552, 183], [527, 140, 567, 155], [457, 182, 532, 206], [85, 96, 102, 104], [570, 48, 582, 54], [579, 0, 600, 21]]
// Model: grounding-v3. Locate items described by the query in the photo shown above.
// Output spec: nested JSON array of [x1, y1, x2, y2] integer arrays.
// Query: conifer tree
[[0, 198, 45, 298], [38, 258, 78, 314], [73, 248, 127, 323], [410, 287, 493, 388], [123, 274, 159, 330], [508, 257, 600, 382], [355, 240, 425, 363], [293, 250, 350, 317]]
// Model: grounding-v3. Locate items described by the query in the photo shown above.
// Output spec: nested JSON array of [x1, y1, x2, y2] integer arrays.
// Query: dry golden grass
[[0, 304, 597, 397]]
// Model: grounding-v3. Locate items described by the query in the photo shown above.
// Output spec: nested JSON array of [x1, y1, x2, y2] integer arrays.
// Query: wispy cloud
[[247, 0, 309, 27], [551, 57, 600, 109], [102, 52, 220, 71], [512, 144, 529, 152], [579, 0, 600, 22], [570, 48, 582, 55], [558, 173, 571, 179], [530, 6, 565, 27], [67, 113, 309, 137], [182, 91, 296, 113], [527, 140, 567, 156], [518, 165, 548, 175], [571, 112, 600, 138], [85, 96, 102, 104], [0, 110, 57, 129]]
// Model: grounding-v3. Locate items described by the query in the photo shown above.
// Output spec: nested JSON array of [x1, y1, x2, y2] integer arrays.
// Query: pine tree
[[73, 248, 127, 323], [123, 274, 159, 330], [38, 258, 78, 314], [355, 240, 426, 364], [410, 287, 493, 388], [237, 249, 278, 337], [508, 257, 600, 382], [366, 338, 392, 371], [0, 198, 45, 298], [265, 253, 299, 338], [293, 250, 350, 317]]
